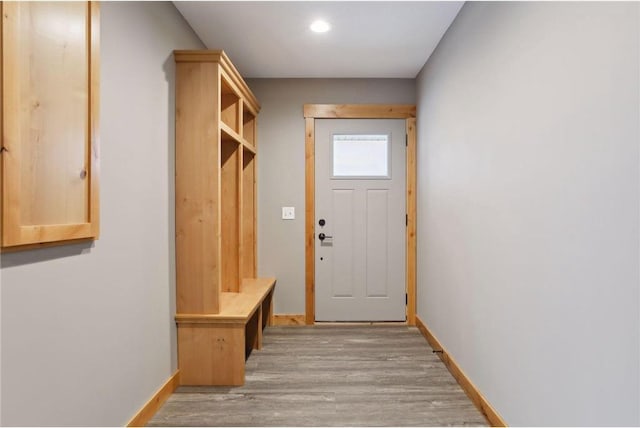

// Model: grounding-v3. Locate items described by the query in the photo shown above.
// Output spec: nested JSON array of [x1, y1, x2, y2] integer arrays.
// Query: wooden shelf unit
[[174, 50, 270, 386]]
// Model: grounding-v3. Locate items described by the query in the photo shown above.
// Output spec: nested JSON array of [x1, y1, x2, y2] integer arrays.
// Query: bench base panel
[[178, 324, 245, 386], [176, 278, 275, 386]]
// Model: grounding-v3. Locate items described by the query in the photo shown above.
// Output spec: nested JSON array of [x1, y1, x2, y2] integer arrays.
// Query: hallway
[[1, 3, 637, 425], [148, 326, 486, 426]]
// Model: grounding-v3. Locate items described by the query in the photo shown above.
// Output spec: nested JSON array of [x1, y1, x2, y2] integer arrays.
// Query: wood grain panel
[[0, 1, 3, 245], [252, 117, 258, 280], [175, 61, 220, 313], [178, 323, 245, 386], [2, 1, 100, 247], [16, 2, 88, 226], [175, 277, 275, 322], [262, 289, 273, 328], [89, 1, 100, 239], [304, 117, 315, 325], [9, 223, 92, 244], [304, 104, 416, 119], [415, 316, 507, 427], [272, 314, 306, 326], [0, 237, 92, 253], [127, 370, 180, 427], [246, 305, 261, 352], [242, 152, 256, 278], [221, 140, 240, 292], [406, 118, 417, 325]]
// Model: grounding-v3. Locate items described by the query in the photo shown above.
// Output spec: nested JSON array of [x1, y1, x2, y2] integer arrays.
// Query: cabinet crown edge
[[174, 49, 260, 114]]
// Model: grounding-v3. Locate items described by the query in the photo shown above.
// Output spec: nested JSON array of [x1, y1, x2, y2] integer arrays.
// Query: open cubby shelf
[[221, 122, 242, 144], [243, 106, 256, 147], [220, 78, 241, 133]]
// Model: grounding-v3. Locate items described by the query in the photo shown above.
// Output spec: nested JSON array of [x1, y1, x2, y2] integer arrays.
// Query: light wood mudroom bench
[[174, 50, 275, 387], [176, 278, 276, 386]]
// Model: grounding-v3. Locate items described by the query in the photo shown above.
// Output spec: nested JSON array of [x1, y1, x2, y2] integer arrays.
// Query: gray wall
[[0, 2, 204, 425], [246, 79, 416, 314], [416, 2, 639, 426]]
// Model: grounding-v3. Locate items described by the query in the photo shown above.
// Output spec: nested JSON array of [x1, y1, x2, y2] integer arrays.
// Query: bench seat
[[176, 277, 276, 385]]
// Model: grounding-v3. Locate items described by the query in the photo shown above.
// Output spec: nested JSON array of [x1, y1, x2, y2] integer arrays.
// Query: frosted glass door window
[[332, 134, 390, 178]]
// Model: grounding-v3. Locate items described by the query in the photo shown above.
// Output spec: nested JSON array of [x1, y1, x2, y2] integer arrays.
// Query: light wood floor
[[148, 326, 487, 427]]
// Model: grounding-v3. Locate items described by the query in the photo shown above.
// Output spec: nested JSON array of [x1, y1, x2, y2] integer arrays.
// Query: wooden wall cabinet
[[174, 50, 274, 386], [1, 1, 100, 249]]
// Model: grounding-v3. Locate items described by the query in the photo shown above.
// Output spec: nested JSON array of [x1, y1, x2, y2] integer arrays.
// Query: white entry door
[[315, 119, 406, 321]]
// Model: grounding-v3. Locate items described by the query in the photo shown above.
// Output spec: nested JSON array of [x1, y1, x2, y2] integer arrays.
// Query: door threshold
[[313, 321, 408, 326]]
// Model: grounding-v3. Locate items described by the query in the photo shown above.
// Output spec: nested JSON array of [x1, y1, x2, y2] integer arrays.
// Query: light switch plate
[[282, 206, 295, 220]]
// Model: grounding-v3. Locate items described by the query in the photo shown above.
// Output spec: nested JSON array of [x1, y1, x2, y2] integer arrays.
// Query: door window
[[332, 134, 390, 178]]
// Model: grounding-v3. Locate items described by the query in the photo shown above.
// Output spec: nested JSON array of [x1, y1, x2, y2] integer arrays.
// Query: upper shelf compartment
[[220, 77, 241, 134], [173, 50, 259, 153], [243, 105, 256, 149], [220, 75, 257, 153]]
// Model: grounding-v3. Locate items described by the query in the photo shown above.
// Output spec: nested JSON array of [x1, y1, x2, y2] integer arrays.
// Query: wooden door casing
[[314, 119, 407, 322], [304, 104, 417, 325]]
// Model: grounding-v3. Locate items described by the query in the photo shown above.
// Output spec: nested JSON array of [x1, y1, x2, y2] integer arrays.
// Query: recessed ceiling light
[[310, 20, 331, 33]]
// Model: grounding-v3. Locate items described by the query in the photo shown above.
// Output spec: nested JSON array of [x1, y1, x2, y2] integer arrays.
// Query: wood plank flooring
[[148, 326, 487, 427]]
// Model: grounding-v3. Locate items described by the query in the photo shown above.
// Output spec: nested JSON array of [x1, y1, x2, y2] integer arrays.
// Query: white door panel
[[315, 119, 406, 321]]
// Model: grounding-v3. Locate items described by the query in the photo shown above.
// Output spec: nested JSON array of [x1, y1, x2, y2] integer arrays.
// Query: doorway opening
[[304, 104, 417, 325]]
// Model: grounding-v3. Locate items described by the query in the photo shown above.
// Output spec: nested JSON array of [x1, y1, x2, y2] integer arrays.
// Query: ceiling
[[173, 1, 464, 78]]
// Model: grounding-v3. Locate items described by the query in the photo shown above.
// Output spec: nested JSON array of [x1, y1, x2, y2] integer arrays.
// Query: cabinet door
[[1, 1, 99, 248]]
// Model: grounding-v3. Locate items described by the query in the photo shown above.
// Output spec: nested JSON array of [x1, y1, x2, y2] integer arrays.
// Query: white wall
[[0, 2, 204, 425], [246, 79, 416, 315], [416, 2, 639, 426]]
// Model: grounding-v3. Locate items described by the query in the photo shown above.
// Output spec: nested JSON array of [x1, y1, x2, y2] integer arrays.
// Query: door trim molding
[[303, 104, 417, 325]]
